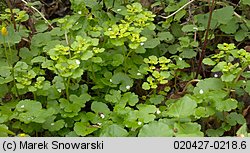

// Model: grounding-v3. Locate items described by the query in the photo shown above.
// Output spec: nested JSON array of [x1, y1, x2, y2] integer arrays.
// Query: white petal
[[179, 57, 182, 61], [214, 74, 218, 78], [199, 89, 204, 94], [137, 72, 141, 76], [140, 42, 144, 46], [108, 28, 112, 31], [20, 105, 25, 108], [126, 85, 130, 89], [76, 59, 80, 65], [100, 114, 105, 119], [138, 121, 142, 125], [109, 79, 112, 82], [117, 9, 121, 12], [51, 123, 55, 126], [156, 109, 161, 114], [78, 11, 82, 14]]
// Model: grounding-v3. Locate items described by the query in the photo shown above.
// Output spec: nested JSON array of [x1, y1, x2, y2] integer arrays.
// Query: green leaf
[[245, 80, 250, 94], [111, 54, 124, 66], [226, 112, 245, 126], [166, 95, 197, 118], [0, 124, 15, 136], [81, 50, 94, 60], [242, 0, 250, 5], [236, 123, 248, 137], [143, 38, 160, 48], [194, 78, 224, 94], [138, 122, 174, 137], [213, 6, 234, 24], [91, 101, 110, 115], [202, 58, 216, 66], [105, 90, 121, 104], [43, 117, 65, 132], [142, 82, 150, 90], [100, 124, 128, 137], [157, 32, 174, 41], [180, 48, 196, 58], [214, 98, 238, 112], [149, 95, 165, 105], [181, 25, 198, 32], [111, 72, 133, 92], [174, 122, 204, 137], [220, 18, 239, 34], [206, 128, 224, 137], [235, 30, 247, 42], [74, 122, 98, 136], [122, 92, 139, 106]]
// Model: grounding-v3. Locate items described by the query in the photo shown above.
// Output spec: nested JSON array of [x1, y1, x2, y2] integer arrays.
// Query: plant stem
[[196, 0, 216, 78]]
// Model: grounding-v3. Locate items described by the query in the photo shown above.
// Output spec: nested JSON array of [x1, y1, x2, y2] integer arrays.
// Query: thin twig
[[195, 0, 216, 78], [159, 0, 196, 19], [20, 0, 54, 28]]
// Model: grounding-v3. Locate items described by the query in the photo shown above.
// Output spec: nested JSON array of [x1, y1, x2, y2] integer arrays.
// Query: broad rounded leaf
[[138, 122, 173, 137]]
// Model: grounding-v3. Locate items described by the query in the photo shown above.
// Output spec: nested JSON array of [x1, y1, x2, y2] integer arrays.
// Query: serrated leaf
[[138, 122, 173, 137]]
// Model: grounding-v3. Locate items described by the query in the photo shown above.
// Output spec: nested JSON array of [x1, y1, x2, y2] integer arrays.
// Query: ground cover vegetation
[[0, 0, 250, 137]]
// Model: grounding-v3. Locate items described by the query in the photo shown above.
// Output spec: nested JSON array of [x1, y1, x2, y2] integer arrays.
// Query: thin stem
[[196, 0, 216, 78], [5, 0, 17, 30], [20, 0, 54, 28], [159, 0, 195, 19]]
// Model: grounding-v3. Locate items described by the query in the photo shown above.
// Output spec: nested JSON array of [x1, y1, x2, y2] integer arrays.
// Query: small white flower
[[51, 123, 55, 126], [78, 11, 82, 15], [193, 27, 198, 31], [76, 59, 80, 65], [97, 123, 102, 126], [100, 114, 105, 119], [137, 72, 141, 76], [20, 105, 25, 108], [199, 89, 204, 94], [117, 8, 121, 12], [179, 57, 182, 61], [108, 28, 112, 31], [138, 121, 142, 125], [57, 89, 62, 93], [126, 85, 131, 90], [243, 80, 246, 83], [214, 74, 218, 78], [156, 109, 161, 114], [140, 42, 144, 46], [109, 79, 112, 82]]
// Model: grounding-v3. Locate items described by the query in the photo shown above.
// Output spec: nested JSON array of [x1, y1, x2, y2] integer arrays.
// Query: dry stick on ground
[[195, 0, 216, 79], [20, 0, 54, 29]]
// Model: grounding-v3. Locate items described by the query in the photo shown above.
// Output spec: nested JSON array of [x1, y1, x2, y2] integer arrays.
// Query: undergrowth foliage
[[0, 0, 250, 137]]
